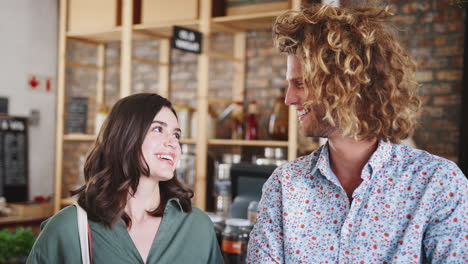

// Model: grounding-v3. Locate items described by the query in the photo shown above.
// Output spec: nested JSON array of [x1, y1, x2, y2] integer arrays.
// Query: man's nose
[[285, 87, 299, 106]]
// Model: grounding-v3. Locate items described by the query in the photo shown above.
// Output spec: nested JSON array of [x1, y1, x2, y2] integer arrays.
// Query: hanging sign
[[172, 26, 202, 54], [27, 74, 55, 92]]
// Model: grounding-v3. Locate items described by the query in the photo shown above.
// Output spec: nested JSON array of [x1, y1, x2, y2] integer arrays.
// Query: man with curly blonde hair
[[247, 4, 467, 263]]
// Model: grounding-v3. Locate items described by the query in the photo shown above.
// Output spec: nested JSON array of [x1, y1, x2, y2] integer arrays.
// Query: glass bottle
[[231, 101, 244, 140], [245, 100, 258, 140], [268, 88, 289, 140]]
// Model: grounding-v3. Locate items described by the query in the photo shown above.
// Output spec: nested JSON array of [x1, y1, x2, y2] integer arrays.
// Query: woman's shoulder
[[39, 205, 78, 237], [27, 206, 81, 263], [189, 207, 212, 221]]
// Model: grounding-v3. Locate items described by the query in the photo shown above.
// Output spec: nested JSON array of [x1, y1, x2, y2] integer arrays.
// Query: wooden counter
[[0, 215, 48, 234]]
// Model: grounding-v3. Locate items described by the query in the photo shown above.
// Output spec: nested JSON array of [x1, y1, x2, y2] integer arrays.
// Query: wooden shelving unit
[[54, 0, 301, 212], [63, 133, 96, 141]]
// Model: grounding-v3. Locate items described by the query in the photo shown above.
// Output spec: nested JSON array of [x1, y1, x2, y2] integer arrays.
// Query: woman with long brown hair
[[28, 93, 222, 263]]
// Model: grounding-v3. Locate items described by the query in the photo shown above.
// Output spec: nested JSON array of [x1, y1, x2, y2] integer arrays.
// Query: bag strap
[[74, 202, 92, 264]]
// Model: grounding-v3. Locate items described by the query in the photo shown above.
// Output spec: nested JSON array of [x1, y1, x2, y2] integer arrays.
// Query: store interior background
[[0, 0, 466, 204]]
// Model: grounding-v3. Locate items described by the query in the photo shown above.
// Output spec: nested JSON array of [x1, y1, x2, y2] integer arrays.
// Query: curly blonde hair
[[273, 4, 421, 143]]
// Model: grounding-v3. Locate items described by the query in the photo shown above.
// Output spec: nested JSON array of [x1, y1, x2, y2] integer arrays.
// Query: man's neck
[[327, 136, 378, 200]]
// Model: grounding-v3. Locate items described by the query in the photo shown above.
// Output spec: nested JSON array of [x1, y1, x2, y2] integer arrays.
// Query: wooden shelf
[[66, 20, 199, 42], [63, 133, 97, 141], [211, 10, 288, 32], [61, 197, 76, 206], [180, 138, 196, 144], [208, 139, 288, 147], [67, 27, 122, 43], [56, 0, 301, 213], [134, 19, 199, 39]]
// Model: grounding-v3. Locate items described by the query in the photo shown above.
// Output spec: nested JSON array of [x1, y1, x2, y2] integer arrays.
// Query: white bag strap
[[74, 202, 91, 264]]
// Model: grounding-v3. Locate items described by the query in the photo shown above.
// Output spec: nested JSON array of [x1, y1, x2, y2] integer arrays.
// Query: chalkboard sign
[[0, 116, 28, 202], [66, 97, 88, 133], [0, 97, 8, 114], [172, 26, 202, 54]]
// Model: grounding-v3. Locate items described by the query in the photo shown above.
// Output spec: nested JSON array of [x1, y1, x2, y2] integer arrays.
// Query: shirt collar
[[314, 141, 339, 184], [366, 139, 393, 178], [167, 197, 184, 212], [312, 139, 393, 182]]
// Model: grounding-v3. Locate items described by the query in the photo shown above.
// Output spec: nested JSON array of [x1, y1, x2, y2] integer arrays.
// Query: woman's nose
[[163, 134, 177, 148]]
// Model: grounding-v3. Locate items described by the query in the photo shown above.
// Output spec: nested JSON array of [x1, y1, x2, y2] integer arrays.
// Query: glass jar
[[247, 201, 259, 224], [221, 218, 253, 264], [207, 213, 225, 248], [214, 179, 231, 219]]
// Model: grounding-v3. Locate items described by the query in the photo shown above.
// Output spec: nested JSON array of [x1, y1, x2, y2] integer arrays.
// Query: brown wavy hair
[[73, 93, 193, 228], [273, 4, 421, 143]]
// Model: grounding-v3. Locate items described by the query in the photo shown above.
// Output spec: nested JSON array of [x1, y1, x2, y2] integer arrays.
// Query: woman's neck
[[125, 176, 161, 223]]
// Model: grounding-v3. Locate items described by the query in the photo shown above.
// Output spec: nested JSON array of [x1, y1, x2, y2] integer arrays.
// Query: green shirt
[[27, 199, 223, 264]]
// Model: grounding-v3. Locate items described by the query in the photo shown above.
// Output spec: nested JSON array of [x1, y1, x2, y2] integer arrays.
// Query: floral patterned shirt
[[247, 140, 468, 263]]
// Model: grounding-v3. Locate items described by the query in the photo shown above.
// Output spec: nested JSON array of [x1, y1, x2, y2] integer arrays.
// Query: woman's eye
[[152, 126, 162, 133], [174, 133, 181, 140]]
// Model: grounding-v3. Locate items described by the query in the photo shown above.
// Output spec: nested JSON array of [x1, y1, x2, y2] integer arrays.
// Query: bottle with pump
[[245, 100, 258, 140], [231, 102, 244, 140]]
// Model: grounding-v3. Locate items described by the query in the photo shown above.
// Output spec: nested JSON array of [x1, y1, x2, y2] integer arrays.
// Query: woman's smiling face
[[141, 107, 182, 181]]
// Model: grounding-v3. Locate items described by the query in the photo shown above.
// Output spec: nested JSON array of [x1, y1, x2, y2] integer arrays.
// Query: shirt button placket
[[339, 198, 354, 263]]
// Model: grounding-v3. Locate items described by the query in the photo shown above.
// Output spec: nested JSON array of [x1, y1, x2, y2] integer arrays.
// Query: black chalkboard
[[66, 97, 88, 133], [0, 116, 28, 202]]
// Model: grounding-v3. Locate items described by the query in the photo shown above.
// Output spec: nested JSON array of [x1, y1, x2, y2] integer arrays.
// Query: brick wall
[[62, 1, 465, 196], [387, 0, 465, 161]]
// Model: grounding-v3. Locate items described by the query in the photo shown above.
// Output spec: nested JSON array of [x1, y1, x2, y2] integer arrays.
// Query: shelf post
[[54, 0, 68, 213], [158, 39, 171, 98], [120, 0, 133, 97], [286, 0, 301, 161], [233, 32, 246, 102], [194, 0, 213, 210], [292, 0, 301, 10], [96, 44, 106, 105]]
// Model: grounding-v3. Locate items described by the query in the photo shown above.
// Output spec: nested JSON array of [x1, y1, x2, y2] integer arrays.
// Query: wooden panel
[[66, 61, 102, 70], [226, 0, 290, 16], [96, 44, 106, 105], [54, 0, 68, 213], [291, 0, 301, 10], [287, 0, 301, 161], [209, 139, 288, 147], [61, 197, 76, 206], [193, 0, 212, 210], [288, 106, 298, 161], [68, 0, 117, 32], [142, 0, 198, 24], [134, 20, 199, 38], [159, 39, 171, 98], [232, 32, 246, 102], [180, 138, 196, 145], [63, 133, 96, 141], [211, 10, 286, 32], [67, 28, 122, 43], [120, 0, 133, 97]]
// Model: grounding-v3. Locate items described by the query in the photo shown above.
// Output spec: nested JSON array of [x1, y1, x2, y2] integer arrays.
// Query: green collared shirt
[[27, 198, 223, 264]]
